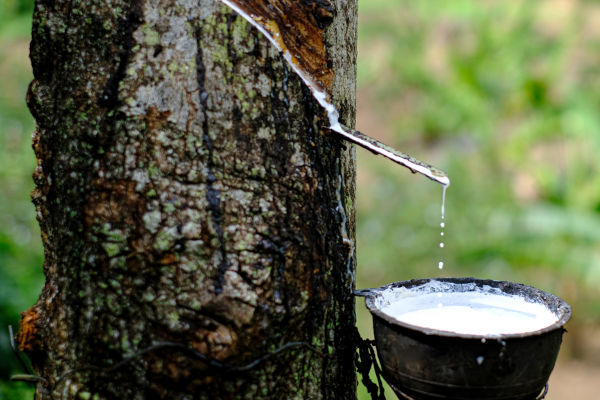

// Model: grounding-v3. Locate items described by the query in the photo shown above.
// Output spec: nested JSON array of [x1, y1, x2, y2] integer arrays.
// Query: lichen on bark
[[22, 0, 357, 399]]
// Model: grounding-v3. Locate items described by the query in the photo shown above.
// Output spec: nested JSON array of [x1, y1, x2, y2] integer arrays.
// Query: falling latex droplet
[[441, 184, 447, 220], [476, 356, 485, 365], [437, 185, 448, 271]]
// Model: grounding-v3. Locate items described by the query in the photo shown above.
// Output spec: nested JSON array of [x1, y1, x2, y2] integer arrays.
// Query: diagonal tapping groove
[[219, 0, 450, 187]]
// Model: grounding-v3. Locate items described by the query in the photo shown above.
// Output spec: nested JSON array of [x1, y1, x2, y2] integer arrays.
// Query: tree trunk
[[21, 0, 357, 398]]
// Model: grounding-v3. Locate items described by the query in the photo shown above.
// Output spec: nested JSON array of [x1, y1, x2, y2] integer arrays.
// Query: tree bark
[[21, 0, 357, 399]]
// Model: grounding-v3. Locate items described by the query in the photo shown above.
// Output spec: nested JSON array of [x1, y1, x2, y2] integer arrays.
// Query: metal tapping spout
[[329, 124, 450, 186]]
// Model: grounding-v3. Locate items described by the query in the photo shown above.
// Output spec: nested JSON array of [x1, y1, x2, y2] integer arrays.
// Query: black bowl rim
[[364, 277, 572, 339]]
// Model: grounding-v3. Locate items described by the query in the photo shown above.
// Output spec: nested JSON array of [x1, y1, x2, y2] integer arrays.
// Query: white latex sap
[[377, 283, 558, 336]]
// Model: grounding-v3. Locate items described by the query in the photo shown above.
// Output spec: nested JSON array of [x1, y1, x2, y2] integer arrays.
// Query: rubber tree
[[19, 0, 358, 398]]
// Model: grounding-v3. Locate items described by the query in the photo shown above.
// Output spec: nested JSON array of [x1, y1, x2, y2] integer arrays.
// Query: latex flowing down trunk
[[20, 0, 357, 398]]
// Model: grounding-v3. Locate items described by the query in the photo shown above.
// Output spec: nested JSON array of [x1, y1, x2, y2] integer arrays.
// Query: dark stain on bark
[[225, 13, 239, 64], [298, 84, 334, 392], [296, 74, 357, 396], [98, 1, 143, 108], [264, 57, 293, 168], [262, 56, 300, 313], [194, 26, 229, 294], [300, 0, 336, 28], [281, 62, 290, 110]]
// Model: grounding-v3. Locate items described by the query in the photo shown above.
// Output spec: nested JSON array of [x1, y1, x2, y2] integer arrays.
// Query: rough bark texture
[[21, 0, 357, 399]]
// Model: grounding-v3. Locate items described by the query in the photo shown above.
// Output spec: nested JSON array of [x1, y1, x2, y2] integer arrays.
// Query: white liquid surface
[[378, 285, 558, 336]]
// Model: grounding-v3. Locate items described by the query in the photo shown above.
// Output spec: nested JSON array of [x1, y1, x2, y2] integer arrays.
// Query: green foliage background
[[1, 0, 599, 398]]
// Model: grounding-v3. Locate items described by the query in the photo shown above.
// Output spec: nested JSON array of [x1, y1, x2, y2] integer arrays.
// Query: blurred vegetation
[[2, 0, 600, 398]]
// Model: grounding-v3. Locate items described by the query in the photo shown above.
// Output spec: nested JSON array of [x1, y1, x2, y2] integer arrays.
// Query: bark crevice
[[98, 0, 144, 109]]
